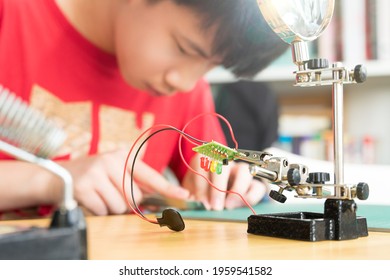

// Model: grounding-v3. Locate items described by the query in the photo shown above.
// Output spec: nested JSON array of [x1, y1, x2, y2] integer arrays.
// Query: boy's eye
[[177, 43, 188, 55]]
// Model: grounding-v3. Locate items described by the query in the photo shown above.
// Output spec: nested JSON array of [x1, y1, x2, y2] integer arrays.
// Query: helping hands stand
[[194, 57, 369, 241], [246, 39, 369, 241], [234, 0, 369, 241]]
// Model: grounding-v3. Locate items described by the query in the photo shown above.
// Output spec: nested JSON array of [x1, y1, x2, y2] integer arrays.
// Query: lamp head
[[257, 0, 335, 44]]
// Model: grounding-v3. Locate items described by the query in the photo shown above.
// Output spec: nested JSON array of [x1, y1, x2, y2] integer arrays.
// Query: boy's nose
[[165, 68, 203, 93]]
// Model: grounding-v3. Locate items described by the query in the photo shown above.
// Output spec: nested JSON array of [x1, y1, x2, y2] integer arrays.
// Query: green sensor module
[[192, 141, 239, 162]]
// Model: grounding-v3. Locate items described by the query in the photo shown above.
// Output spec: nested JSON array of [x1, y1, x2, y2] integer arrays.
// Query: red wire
[[122, 113, 258, 223], [178, 112, 257, 215]]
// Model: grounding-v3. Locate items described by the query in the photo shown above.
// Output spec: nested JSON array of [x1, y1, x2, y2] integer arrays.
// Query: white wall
[[345, 77, 390, 164]]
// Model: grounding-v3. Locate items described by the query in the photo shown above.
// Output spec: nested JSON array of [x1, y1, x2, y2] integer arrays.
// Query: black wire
[[128, 127, 207, 219]]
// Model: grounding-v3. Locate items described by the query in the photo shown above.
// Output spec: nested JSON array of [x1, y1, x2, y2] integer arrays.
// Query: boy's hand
[[58, 149, 189, 216], [182, 155, 267, 210]]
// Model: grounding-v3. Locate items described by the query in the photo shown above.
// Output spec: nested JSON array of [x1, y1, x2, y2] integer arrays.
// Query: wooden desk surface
[[1, 214, 390, 260]]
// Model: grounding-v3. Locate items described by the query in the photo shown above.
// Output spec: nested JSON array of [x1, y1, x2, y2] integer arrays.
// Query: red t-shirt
[[0, 0, 225, 182]]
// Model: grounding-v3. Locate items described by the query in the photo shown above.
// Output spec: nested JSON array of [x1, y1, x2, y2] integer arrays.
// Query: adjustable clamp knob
[[269, 190, 287, 203], [287, 168, 301, 186], [307, 58, 329, 70], [356, 182, 369, 200], [353, 64, 367, 83], [307, 172, 330, 184]]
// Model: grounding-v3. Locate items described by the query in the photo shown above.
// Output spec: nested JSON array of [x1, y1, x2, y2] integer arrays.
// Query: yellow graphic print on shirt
[[29, 85, 154, 159]]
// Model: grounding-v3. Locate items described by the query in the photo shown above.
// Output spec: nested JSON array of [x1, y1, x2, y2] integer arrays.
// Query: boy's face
[[114, 0, 220, 97]]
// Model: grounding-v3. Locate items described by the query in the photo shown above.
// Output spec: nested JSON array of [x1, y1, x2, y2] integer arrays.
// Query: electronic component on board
[[192, 141, 240, 163]]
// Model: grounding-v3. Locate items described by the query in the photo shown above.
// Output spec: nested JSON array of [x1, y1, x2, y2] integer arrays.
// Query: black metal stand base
[[247, 199, 368, 241], [0, 207, 87, 259]]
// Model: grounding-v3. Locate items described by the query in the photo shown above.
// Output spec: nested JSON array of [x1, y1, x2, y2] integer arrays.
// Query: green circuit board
[[192, 141, 239, 162]]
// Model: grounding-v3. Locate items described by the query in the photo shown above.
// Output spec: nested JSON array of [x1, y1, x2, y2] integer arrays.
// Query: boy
[[0, 0, 287, 216]]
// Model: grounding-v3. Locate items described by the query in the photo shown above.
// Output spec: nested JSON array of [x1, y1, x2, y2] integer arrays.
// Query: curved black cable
[[128, 127, 207, 219]]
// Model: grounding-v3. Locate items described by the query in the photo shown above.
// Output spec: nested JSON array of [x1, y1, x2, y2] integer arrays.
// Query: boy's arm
[[0, 149, 191, 215], [56, 150, 190, 216], [0, 161, 62, 211]]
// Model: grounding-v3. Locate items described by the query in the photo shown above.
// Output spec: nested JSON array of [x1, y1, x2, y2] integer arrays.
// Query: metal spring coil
[[0, 85, 66, 158]]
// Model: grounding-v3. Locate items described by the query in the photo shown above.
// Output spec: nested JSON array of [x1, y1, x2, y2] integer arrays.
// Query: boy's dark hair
[[149, 0, 288, 78]]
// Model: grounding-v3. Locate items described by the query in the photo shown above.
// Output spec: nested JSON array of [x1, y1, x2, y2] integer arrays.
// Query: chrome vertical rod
[[332, 62, 344, 193]]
